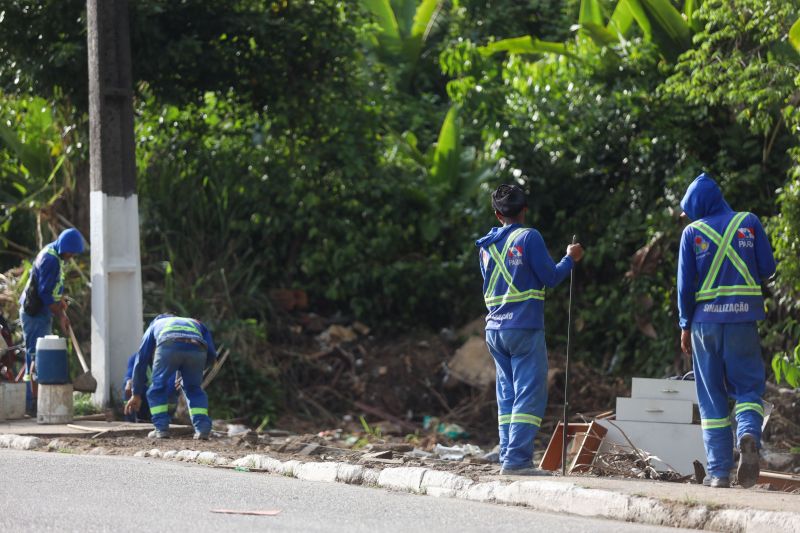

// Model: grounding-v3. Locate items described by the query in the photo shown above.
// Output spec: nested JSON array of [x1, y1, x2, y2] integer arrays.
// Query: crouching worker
[[124, 314, 216, 440], [122, 353, 178, 423]]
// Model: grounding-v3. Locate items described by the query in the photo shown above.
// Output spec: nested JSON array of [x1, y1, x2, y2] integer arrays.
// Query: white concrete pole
[[87, 0, 143, 407]]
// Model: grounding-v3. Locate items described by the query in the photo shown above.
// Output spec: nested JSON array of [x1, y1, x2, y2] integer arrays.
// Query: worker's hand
[[124, 380, 132, 400], [125, 394, 142, 415], [681, 329, 692, 357], [567, 243, 584, 263]]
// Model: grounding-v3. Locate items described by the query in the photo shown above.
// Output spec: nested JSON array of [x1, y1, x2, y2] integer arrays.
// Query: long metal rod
[[561, 235, 577, 476]]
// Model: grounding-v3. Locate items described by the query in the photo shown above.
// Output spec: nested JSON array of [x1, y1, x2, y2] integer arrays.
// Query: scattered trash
[[316, 325, 358, 347], [423, 416, 469, 439], [406, 448, 433, 459], [227, 424, 250, 437], [233, 466, 250, 472], [211, 509, 281, 516], [481, 445, 500, 463], [432, 443, 483, 461]]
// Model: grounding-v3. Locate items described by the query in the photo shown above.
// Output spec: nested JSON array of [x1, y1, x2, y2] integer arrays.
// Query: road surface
[[0, 450, 692, 532]]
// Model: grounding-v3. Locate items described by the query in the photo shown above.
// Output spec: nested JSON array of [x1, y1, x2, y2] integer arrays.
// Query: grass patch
[[73, 392, 100, 416]]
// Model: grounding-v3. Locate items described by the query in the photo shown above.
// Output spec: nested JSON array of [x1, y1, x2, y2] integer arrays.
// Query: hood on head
[[680, 172, 733, 221], [55, 228, 85, 255]]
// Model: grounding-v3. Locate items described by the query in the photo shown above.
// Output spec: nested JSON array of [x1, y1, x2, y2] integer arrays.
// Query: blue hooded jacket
[[677, 173, 776, 329], [19, 228, 85, 314], [131, 314, 217, 395], [476, 224, 573, 330]]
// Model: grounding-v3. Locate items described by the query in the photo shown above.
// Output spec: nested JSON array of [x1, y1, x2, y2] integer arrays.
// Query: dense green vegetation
[[1, 0, 799, 421]]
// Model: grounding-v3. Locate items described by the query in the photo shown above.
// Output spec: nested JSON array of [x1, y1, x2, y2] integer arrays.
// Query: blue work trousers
[[148, 340, 210, 434], [20, 310, 52, 412], [486, 328, 548, 470], [691, 322, 765, 478]]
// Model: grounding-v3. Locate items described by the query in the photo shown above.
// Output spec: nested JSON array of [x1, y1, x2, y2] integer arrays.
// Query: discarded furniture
[[540, 421, 607, 473], [596, 377, 705, 476]]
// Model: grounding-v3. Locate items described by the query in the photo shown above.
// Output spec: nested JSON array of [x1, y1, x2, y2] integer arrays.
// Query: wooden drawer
[[616, 397, 693, 424], [631, 378, 698, 404]]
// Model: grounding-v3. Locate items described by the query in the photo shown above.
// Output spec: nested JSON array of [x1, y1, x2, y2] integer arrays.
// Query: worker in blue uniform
[[677, 173, 776, 489], [18, 228, 85, 414], [124, 314, 216, 440], [476, 184, 583, 475], [122, 353, 178, 423]]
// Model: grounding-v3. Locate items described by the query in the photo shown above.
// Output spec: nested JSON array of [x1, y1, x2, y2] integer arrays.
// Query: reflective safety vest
[[690, 212, 761, 302], [483, 228, 545, 307], [46, 247, 65, 301], [157, 317, 202, 341]]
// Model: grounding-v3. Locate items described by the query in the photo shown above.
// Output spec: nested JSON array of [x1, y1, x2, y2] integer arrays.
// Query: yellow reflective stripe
[[735, 402, 764, 416], [190, 407, 208, 416], [699, 213, 747, 292], [23, 374, 31, 382], [150, 404, 169, 415], [701, 417, 731, 429], [488, 245, 518, 294], [692, 213, 757, 295], [693, 217, 757, 287], [510, 413, 542, 426], [498, 414, 512, 425], [695, 285, 762, 301], [485, 228, 528, 297], [485, 289, 545, 306], [158, 318, 202, 340], [46, 247, 64, 299]]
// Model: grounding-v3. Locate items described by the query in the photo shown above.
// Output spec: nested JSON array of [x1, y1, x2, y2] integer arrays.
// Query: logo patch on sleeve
[[694, 236, 709, 254], [737, 227, 754, 239]]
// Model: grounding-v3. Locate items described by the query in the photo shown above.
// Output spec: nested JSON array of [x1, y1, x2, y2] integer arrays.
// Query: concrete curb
[[5, 435, 797, 533], [122, 448, 800, 533]]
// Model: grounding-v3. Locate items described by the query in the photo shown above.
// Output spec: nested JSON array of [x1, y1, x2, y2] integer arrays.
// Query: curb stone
[[0, 434, 43, 450], [121, 447, 798, 532]]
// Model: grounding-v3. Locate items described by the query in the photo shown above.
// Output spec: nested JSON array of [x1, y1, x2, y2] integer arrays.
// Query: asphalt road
[[0, 450, 691, 532]]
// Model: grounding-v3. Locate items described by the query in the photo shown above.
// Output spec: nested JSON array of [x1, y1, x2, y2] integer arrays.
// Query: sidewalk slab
[[0, 418, 190, 437]]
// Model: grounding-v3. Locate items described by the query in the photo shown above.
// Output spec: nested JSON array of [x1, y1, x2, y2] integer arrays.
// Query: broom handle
[[561, 235, 577, 476], [68, 324, 90, 373]]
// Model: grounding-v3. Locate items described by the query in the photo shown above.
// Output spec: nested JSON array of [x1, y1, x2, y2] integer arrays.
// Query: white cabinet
[[616, 397, 694, 424]]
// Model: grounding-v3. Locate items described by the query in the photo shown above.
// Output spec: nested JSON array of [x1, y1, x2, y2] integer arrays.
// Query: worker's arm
[[526, 230, 574, 288], [677, 228, 697, 355], [751, 214, 776, 281], [130, 326, 156, 396], [201, 324, 217, 368]]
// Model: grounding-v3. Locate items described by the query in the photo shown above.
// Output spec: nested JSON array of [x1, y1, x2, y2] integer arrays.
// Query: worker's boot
[[737, 433, 760, 489], [148, 429, 170, 439], [706, 476, 730, 488], [193, 431, 210, 441]]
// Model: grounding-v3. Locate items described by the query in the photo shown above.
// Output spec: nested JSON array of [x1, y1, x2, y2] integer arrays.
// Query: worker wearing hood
[[19, 227, 86, 414], [476, 184, 583, 475], [677, 172, 776, 489]]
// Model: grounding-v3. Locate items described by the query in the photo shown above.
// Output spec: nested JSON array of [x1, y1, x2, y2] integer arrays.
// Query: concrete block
[[176, 450, 200, 461], [421, 470, 473, 492], [134, 450, 147, 457], [214, 457, 230, 466], [231, 454, 259, 468], [258, 456, 284, 473], [460, 481, 502, 502], [377, 467, 428, 493], [196, 452, 218, 464], [280, 460, 301, 477], [0, 434, 15, 448], [162, 450, 178, 459], [295, 462, 340, 483], [336, 463, 365, 485], [426, 487, 457, 498], [148, 449, 162, 458], [362, 468, 380, 486], [11, 436, 42, 450]]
